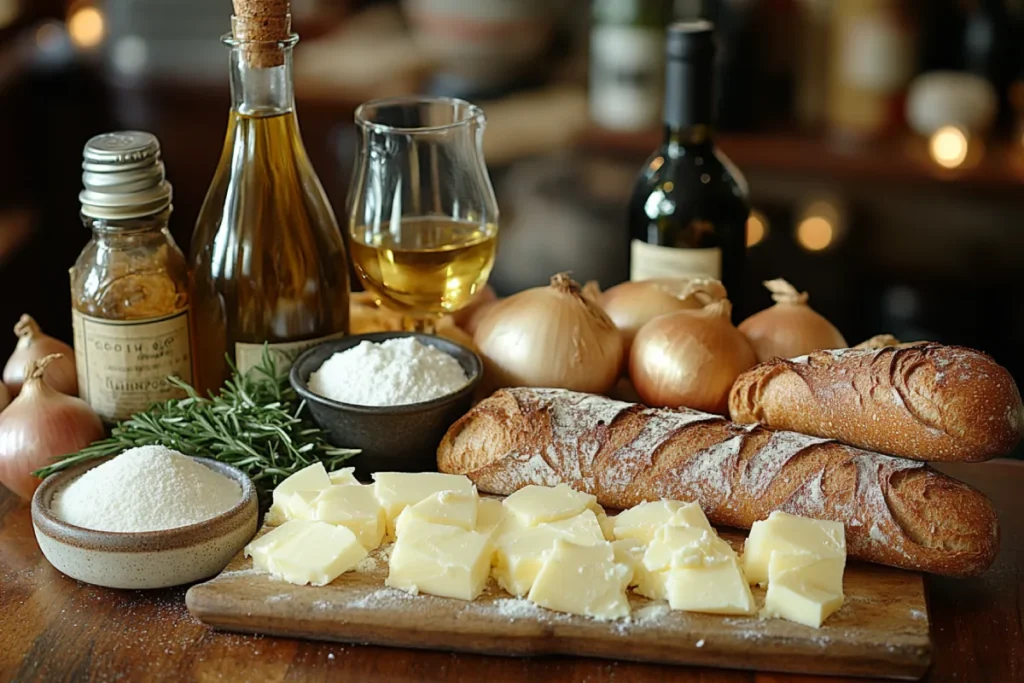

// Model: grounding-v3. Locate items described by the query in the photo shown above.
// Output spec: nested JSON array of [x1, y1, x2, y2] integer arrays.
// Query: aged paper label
[[72, 309, 193, 422], [630, 240, 722, 281], [235, 331, 348, 376]]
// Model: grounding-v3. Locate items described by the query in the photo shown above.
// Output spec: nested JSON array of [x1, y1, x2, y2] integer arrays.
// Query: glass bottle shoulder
[[72, 223, 190, 320]]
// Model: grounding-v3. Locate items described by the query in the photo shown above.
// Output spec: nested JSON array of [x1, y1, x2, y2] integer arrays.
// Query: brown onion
[[738, 279, 847, 362], [630, 300, 756, 414], [4, 315, 77, 396], [601, 278, 727, 356], [474, 273, 623, 394], [0, 354, 104, 500], [452, 284, 497, 332]]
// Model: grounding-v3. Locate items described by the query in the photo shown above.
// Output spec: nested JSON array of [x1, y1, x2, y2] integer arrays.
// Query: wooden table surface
[[1, 460, 1021, 683]]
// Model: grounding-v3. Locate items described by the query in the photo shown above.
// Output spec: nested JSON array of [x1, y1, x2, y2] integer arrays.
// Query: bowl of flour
[[31, 446, 258, 589], [290, 332, 482, 473]]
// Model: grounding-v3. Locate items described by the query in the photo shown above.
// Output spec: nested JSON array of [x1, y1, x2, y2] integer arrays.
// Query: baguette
[[728, 343, 1023, 462], [437, 388, 999, 577]]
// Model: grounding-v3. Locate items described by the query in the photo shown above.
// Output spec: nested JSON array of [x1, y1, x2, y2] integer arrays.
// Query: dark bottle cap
[[666, 20, 716, 61], [663, 21, 716, 130]]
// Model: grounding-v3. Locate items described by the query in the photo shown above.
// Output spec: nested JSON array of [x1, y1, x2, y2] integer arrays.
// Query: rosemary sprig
[[35, 347, 358, 504]]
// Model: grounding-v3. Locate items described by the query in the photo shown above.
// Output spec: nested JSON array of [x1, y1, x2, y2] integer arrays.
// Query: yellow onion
[[739, 279, 846, 362], [4, 315, 77, 396], [600, 278, 727, 355], [630, 300, 756, 414], [474, 273, 623, 394], [0, 354, 104, 500], [452, 285, 498, 334]]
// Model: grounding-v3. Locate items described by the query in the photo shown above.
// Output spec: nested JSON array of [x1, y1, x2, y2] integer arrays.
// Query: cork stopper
[[232, 0, 292, 68]]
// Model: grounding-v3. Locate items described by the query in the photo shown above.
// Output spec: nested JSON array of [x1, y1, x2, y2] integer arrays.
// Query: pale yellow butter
[[643, 525, 734, 572], [267, 462, 333, 524], [244, 519, 367, 586], [662, 555, 756, 615], [313, 483, 387, 550], [743, 511, 846, 587], [612, 500, 711, 544], [613, 538, 665, 601], [328, 467, 359, 486], [640, 524, 755, 615], [474, 498, 505, 540], [502, 484, 599, 527], [492, 509, 606, 597], [766, 551, 845, 598], [372, 472, 475, 539], [395, 489, 479, 535], [763, 571, 844, 628], [385, 517, 493, 601], [281, 489, 320, 521], [527, 539, 631, 620]]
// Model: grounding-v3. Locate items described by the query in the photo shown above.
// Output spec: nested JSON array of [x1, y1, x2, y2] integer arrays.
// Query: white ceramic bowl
[[31, 456, 258, 589]]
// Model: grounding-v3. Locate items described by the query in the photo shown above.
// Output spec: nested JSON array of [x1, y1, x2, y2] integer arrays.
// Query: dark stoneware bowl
[[290, 332, 483, 475], [32, 456, 258, 589]]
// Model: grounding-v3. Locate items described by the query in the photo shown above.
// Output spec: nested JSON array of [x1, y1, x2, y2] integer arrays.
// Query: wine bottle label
[[589, 26, 665, 131], [72, 309, 193, 423], [235, 331, 349, 376], [630, 241, 722, 281]]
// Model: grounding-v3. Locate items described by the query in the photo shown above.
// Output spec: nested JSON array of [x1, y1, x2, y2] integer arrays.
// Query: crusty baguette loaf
[[437, 388, 999, 577], [728, 343, 1023, 462]]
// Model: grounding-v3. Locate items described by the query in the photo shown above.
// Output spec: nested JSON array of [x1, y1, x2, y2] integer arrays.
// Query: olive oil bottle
[[190, 0, 349, 393]]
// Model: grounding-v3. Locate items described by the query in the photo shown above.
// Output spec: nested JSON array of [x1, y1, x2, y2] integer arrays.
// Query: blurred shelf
[[581, 127, 1024, 193]]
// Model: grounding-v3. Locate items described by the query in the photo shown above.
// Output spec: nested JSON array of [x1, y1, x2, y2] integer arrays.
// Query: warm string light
[[928, 125, 969, 170], [0, 0, 18, 30], [746, 210, 768, 247], [795, 200, 841, 252], [67, 3, 104, 49]]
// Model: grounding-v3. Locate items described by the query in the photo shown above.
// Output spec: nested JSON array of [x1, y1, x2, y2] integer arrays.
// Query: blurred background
[[1, 0, 1023, 429]]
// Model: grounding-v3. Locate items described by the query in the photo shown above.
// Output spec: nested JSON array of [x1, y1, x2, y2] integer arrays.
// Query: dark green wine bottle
[[627, 21, 750, 315]]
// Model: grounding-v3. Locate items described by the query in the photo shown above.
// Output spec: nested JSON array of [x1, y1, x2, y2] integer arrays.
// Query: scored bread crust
[[437, 388, 999, 577], [728, 343, 1023, 462]]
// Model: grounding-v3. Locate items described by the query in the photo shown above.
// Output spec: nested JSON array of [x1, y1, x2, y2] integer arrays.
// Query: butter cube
[[662, 555, 757, 615], [268, 462, 333, 524], [328, 467, 359, 486], [475, 498, 505, 540], [385, 518, 493, 601], [281, 490, 320, 521], [396, 489, 479, 534], [613, 500, 711, 544], [493, 509, 606, 597], [502, 484, 599, 527], [764, 572, 844, 628], [743, 511, 845, 586], [527, 539, 631, 620], [639, 524, 753, 613], [244, 519, 367, 586], [767, 551, 845, 597], [643, 525, 735, 572], [372, 472, 475, 538], [611, 538, 642, 586], [313, 483, 386, 550]]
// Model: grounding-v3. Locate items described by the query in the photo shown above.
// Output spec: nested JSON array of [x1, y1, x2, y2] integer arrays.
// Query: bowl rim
[[290, 331, 483, 415], [31, 455, 258, 552]]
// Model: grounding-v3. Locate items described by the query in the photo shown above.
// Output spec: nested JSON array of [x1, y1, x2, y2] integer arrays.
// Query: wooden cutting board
[[186, 526, 931, 679]]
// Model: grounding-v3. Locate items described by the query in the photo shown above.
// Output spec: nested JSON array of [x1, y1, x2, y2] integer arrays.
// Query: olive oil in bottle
[[190, 0, 349, 393]]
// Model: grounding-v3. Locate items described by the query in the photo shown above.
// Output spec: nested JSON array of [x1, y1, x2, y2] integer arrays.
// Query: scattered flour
[[354, 557, 378, 574], [52, 445, 241, 532], [308, 337, 468, 406]]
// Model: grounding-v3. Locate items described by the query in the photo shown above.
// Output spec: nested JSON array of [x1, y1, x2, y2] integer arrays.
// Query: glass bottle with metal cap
[[70, 131, 194, 423]]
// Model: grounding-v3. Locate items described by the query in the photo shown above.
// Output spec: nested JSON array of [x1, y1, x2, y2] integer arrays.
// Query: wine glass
[[347, 97, 499, 332]]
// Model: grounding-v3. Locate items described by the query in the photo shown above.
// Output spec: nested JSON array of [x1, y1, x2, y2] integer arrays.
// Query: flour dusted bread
[[728, 343, 1023, 462], [437, 388, 999, 577]]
